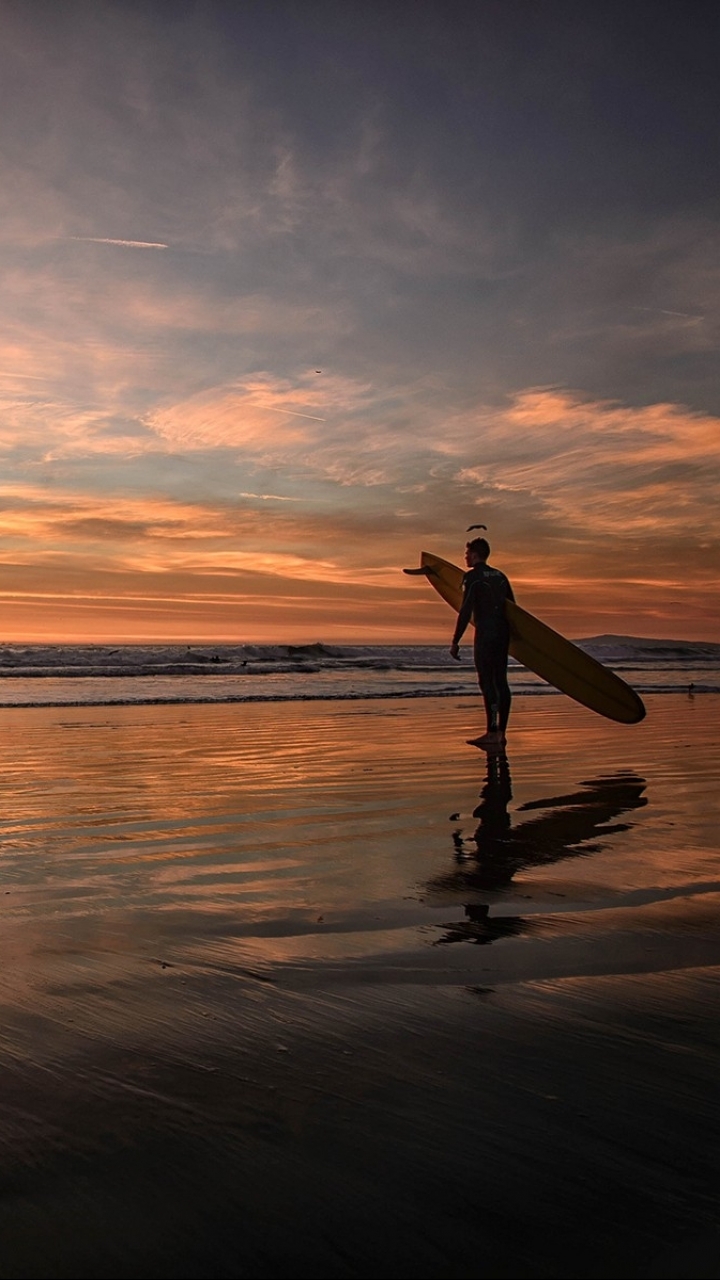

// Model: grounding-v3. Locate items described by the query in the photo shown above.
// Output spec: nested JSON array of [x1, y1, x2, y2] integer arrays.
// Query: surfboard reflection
[[430, 756, 647, 946]]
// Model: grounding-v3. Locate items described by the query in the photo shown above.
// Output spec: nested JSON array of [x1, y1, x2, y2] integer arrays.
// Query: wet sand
[[0, 693, 718, 1279]]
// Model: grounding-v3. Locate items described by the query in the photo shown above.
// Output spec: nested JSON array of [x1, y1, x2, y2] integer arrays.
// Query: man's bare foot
[[466, 730, 506, 750]]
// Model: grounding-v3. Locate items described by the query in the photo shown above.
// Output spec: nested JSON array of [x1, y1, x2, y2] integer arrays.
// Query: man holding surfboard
[[404, 545, 645, 727], [449, 537, 515, 749]]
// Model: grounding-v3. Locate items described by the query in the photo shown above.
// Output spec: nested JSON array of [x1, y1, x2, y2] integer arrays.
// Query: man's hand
[[449, 642, 460, 661]]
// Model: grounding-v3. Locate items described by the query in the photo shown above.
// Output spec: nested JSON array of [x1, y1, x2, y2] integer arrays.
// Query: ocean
[[0, 636, 717, 706]]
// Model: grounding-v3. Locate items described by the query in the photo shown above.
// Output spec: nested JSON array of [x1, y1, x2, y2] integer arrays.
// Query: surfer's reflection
[[431, 754, 647, 946]]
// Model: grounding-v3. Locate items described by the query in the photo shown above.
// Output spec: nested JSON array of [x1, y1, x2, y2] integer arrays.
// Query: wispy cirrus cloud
[[239, 492, 302, 502], [145, 373, 369, 452], [452, 389, 720, 539]]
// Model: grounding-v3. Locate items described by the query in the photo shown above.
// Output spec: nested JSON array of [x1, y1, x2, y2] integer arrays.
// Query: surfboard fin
[[403, 566, 437, 576]]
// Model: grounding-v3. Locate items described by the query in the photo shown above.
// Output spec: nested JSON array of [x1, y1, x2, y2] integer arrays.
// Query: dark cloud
[[52, 517, 162, 541]]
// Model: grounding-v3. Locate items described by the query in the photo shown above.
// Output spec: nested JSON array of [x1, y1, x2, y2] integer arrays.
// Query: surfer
[[449, 536, 515, 749]]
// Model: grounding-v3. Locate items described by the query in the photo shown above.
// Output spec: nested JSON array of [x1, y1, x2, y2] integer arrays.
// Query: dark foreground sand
[[0, 693, 718, 1279]]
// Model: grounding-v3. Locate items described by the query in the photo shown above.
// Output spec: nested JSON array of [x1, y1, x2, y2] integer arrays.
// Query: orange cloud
[[0, 379, 718, 640], [145, 371, 372, 451]]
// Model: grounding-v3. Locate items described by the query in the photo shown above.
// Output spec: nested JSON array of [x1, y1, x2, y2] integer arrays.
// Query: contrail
[[635, 305, 703, 320], [258, 405, 326, 422], [69, 237, 168, 249]]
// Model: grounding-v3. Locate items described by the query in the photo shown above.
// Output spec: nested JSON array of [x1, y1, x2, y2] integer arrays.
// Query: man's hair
[[466, 537, 490, 560]]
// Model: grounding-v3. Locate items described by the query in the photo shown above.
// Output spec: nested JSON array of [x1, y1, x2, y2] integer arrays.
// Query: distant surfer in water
[[449, 536, 515, 749]]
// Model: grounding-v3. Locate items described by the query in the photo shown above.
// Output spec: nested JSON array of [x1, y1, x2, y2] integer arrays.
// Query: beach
[[0, 692, 719, 1279]]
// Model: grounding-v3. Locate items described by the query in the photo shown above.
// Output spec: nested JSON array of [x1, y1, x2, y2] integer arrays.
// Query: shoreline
[[0, 685, 714, 711]]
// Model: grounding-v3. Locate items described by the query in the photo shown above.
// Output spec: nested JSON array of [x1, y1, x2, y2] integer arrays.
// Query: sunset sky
[[1, 0, 718, 643]]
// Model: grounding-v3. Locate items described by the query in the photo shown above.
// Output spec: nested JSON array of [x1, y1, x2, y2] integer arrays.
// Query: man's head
[[465, 537, 490, 566]]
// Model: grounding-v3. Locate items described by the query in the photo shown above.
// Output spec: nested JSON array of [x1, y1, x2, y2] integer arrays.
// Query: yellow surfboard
[[404, 551, 646, 725]]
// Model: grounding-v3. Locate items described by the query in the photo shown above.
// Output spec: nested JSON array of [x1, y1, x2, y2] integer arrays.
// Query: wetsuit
[[452, 563, 515, 733]]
